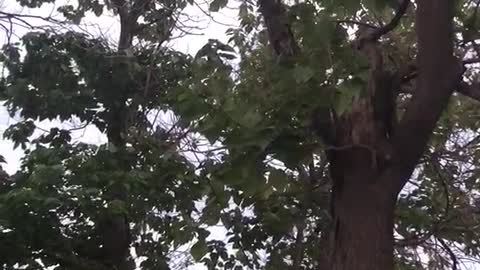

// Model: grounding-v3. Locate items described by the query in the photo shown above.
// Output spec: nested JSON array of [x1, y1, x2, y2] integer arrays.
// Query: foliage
[[1, 0, 480, 269]]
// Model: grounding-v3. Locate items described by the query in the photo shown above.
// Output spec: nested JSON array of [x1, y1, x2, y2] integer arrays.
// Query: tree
[[181, 0, 480, 269], [3, 0, 480, 269], [0, 0, 207, 269]]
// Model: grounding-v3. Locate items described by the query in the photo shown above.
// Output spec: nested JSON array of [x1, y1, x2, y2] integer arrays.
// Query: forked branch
[[386, 0, 461, 194]]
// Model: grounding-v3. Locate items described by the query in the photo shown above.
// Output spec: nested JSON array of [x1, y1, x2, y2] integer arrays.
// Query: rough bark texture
[[386, 0, 459, 194], [328, 146, 396, 270], [258, 0, 458, 269], [330, 174, 395, 270]]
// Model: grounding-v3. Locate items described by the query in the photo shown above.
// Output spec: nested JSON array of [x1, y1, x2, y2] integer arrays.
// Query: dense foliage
[[1, 0, 480, 269]]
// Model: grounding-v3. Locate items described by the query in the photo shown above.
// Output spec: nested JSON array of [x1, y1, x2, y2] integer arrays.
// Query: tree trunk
[[96, 6, 137, 269], [257, 0, 457, 269], [330, 182, 395, 270], [329, 149, 396, 270]]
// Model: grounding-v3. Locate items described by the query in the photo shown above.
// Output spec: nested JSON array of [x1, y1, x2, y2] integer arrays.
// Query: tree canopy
[[1, 0, 480, 269]]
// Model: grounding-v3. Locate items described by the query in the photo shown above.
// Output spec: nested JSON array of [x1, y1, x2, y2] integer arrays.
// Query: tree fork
[[257, 0, 460, 269]]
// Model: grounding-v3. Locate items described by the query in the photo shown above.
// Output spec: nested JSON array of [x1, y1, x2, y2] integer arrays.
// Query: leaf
[[269, 169, 288, 190], [43, 197, 62, 208], [202, 202, 221, 226], [92, 2, 104, 16], [210, 179, 228, 205], [209, 0, 228, 11], [108, 199, 128, 214], [191, 239, 208, 261], [260, 186, 275, 200], [239, 3, 249, 19], [197, 228, 211, 240], [238, 109, 262, 128], [339, 0, 361, 12], [294, 65, 315, 84], [364, 0, 388, 11]]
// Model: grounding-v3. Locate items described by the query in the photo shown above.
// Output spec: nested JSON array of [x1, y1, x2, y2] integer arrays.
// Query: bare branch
[[192, 1, 238, 28], [458, 81, 480, 102], [462, 57, 480, 64], [0, 10, 64, 24], [438, 238, 458, 270]]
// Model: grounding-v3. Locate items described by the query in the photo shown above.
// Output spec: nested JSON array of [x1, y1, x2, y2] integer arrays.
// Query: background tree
[[3, 0, 480, 270], [0, 0, 209, 269]]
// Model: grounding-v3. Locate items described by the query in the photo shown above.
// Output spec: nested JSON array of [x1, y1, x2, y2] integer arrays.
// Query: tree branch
[[258, 0, 298, 57], [131, 0, 152, 19], [360, 0, 411, 44], [438, 238, 458, 270], [386, 0, 462, 194], [395, 60, 480, 102], [334, 19, 376, 29], [462, 57, 480, 65], [457, 81, 480, 101]]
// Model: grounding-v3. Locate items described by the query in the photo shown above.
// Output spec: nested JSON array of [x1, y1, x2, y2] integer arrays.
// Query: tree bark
[[330, 167, 395, 270], [257, 0, 458, 270], [326, 144, 396, 270], [388, 0, 459, 193], [331, 199, 394, 270]]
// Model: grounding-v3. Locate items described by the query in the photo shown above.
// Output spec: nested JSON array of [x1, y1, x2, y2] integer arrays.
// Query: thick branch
[[373, 0, 410, 39], [258, 0, 298, 57], [396, 62, 480, 102], [359, 0, 410, 44], [458, 81, 480, 101], [386, 0, 461, 194], [131, 0, 152, 19]]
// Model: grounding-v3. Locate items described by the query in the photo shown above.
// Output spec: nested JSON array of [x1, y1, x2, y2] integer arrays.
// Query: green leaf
[[364, 0, 388, 11], [239, 109, 262, 128], [268, 169, 288, 190], [339, 0, 361, 12], [294, 65, 315, 84], [191, 239, 208, 261], [202, 201, 221, 226], [92, 2, 104, 16], [209, 0, 228, 12], [108, 199, 128, 215]]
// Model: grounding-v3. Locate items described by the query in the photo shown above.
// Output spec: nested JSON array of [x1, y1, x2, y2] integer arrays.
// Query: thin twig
[[438, 238, 458, 270], [334, 19, 376, 29]]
